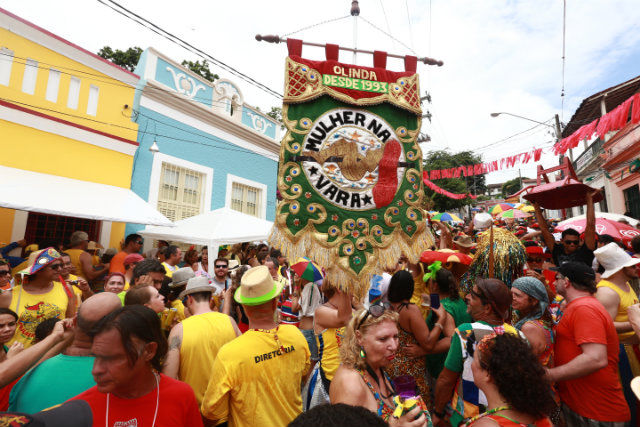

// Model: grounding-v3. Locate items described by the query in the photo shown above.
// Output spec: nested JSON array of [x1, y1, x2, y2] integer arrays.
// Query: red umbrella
[[555, 218, 640, 248], [420, 249, 473, 279]]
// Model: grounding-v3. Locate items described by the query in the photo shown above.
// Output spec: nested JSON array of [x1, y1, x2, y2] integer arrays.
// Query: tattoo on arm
[[168, 335, 182, 351]]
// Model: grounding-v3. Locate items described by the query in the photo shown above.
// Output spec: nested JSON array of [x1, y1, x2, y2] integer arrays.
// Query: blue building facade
[[126, 48, 280, 239]]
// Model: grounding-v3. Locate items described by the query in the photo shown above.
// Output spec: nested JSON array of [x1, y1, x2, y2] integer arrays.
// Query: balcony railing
[[574, 138, 604, 173]]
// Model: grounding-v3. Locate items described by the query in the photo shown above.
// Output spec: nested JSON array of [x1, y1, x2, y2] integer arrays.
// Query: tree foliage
[[98, 46, 219, 83], [180, 60, 219, 83], [97, 46, 142, 72], [501, 177, 528, 198], [422, 150, 486, 212]]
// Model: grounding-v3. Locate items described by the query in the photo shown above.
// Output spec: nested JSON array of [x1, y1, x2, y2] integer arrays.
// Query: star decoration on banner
[[362, 195, 373, 205], [309, 166, 318, 176]]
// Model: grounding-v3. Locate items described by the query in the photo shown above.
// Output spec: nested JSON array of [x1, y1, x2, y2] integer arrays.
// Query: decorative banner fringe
[[269, 224, 434, 298], [460, 227, 526, 293]]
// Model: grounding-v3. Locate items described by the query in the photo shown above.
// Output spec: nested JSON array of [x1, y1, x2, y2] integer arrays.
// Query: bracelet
[[434, 322, 444, 330]]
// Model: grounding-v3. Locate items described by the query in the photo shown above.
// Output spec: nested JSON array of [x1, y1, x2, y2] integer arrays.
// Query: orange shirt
[[109, 251, 127, 274]]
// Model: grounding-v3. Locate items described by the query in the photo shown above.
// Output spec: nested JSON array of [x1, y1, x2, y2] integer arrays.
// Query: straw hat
[[234, 265, 283, 306], [455, 234, 475, 248], [179, 276, 216, 299], [594, 242, 640, 279], [228, 259, 239, 271], [170, 267, 196, 288]]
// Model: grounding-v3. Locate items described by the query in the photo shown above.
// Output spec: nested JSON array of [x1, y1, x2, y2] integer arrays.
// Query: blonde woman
[[330, 306, 429, 427]]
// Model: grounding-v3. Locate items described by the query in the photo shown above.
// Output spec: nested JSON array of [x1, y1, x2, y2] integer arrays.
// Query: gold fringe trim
[[269, 225, 434, 299]]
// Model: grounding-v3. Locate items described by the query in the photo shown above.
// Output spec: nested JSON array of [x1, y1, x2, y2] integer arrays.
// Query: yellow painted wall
[[0, 28, 138, 142], [0, 208, 15, 246], [1, 120, 134, 187], [0, 24, 141, 246]]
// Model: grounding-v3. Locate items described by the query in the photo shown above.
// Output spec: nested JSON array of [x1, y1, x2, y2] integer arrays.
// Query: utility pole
[[351, 1, 360, 63]]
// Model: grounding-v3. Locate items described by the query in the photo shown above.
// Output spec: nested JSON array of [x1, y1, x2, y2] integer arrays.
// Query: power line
[[4, 53, 274, 111], [404, 0, 415, 52], [0, 96, 277, 159], [359, 15, 417, 56], [378, 0, 397, 51], [95, 0, 283, 99]]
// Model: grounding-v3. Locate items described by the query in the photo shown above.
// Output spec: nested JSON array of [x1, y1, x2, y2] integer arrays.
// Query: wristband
[[434, 322, 444, 330]]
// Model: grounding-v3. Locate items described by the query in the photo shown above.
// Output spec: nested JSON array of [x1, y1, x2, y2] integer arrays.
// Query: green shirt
[[9, 354, 95, 413], [425, 297, 472, 378]]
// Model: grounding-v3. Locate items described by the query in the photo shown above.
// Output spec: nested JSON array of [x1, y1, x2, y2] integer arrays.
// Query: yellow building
[[0, 8, 169, 252]]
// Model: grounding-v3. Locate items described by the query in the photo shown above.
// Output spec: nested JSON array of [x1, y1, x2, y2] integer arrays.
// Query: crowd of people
[[0, 193, 640, 427]]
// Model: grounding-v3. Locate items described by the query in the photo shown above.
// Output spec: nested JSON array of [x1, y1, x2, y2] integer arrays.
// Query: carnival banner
[[269, 39, 434, 294]]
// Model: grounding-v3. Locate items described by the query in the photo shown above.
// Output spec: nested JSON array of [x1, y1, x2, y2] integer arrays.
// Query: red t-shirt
[[70, 374, 203, 427], [553, 296, 630, 422]]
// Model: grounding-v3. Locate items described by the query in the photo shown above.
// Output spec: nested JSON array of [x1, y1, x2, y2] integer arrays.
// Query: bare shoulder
[[330, 365, 368, 404]]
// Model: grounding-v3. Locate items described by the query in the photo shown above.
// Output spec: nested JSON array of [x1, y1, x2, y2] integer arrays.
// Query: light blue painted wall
[[241, 106, 278, 140], [154, 58, 214, 107], [125, 106, 278, 236]]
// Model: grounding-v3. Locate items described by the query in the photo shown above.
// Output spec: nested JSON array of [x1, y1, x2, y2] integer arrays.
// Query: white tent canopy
[[0, 166, 173, 226], [138, 207, 274, 274]]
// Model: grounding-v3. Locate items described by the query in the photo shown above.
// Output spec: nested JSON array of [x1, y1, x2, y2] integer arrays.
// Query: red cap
[[123, 253, 144, 267]]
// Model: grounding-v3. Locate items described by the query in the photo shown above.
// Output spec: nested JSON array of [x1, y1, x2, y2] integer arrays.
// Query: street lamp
[[490, 112, 562, 141]]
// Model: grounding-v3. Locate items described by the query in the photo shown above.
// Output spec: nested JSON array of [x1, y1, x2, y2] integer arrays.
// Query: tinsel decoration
[[460, 227, 526, 292]]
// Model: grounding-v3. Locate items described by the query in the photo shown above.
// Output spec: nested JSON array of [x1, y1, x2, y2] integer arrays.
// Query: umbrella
[[489, 203, 515, 215], [514, 203, 534, 212], [498, 209, 532, 219], [431, 212, 462, 223], [420, 249, 473, 279], [555, 217, 640, 247], [290, 257, 324, 282]]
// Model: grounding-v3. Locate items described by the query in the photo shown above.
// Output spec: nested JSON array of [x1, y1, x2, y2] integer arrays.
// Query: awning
[[139, 207, 273, 274], [138, 207, 273, 246], [0, 166, 173, 226]]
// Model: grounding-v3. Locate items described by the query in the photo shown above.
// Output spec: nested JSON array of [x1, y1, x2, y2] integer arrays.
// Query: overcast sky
[[4, 0, 640, 185]]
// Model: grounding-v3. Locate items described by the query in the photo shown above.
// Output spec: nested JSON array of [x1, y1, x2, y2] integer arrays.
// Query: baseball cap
[[550, 261, 596, 283], [0, 400, 92, 427], [123, 253, 144, 268]]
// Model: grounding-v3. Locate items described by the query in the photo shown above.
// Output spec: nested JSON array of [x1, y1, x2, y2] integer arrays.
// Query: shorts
[[561, 403, 629, 427], [301, 328, 319, 361]]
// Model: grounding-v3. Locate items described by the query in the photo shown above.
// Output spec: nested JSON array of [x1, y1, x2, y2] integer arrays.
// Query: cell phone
[[67, 280, 78, 285], [430, 293, 440, 309], [534, 269, 542, 274]]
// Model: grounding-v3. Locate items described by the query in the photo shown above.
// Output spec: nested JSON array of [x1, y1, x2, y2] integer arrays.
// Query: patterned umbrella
[[290, 257, 324, 282], [489, 203, 515, 215], [431, 212, 462, 223], [555, 218, 640, 248], [498, 209, 532, 219]]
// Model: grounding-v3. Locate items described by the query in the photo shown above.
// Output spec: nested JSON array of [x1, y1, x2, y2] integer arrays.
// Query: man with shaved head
[[9, 292, 122, 412]]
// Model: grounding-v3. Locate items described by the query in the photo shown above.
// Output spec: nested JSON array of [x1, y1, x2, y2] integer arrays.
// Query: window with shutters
[[157, 163, 205, 221], [226, 174, 267, 218]]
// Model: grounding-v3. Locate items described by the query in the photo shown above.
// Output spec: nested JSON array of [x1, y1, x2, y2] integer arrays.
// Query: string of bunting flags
[[422, 176, 478, 199], [553, 92, 640, 155], [424, 147, 545, 180]]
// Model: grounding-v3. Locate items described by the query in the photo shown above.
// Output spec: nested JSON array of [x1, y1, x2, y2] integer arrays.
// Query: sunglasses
[[527, 258, 543, 263], [136, 241, 143, 245], [215, 265, 228, 269], [0, 270, 9, 276], [555, 273, 566, 280], [356, 302, 392, 330], [49, 264, 63, 271], [563, 240, 580, 245]]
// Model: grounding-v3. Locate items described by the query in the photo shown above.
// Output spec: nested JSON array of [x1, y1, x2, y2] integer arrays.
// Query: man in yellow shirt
[[162, 246, 182, 278], [201, 266, 310, 427], [162, 276, 240, 405]]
